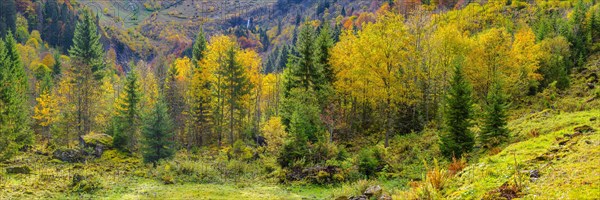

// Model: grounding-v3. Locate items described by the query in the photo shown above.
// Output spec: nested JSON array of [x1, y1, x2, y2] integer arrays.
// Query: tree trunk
[[229, 105, 234, 147], [385, 98, 391, 148]]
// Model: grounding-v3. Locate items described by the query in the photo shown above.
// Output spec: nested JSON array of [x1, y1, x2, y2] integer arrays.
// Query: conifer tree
[[440, 58, 474, 159], [0, 32, 31, 161], [69, 9, 104, 136], [142, 97, 174, 166], [52, 52, 62, 78], [480, 80, 509, 148], [285, 23, 322, 95], [112, 65, 142, 152], [191, 28, 207, 69], [315, 18, 335, 85], [189, 29, 211, 147], [275, 45, 289, 73], [282, 22, 327, 130], [219, 47, 251, 146]]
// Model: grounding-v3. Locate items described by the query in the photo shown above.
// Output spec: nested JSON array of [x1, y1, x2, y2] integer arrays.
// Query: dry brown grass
[[448, 156, 467, 175]]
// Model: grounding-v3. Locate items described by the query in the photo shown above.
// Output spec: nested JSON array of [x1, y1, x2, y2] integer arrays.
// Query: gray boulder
[[53, 148, 86, 163], [364, 185, 382, 197]]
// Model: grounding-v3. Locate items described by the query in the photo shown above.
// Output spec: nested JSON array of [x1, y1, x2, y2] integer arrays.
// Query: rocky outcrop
[[53, 148, 86, 163], [81, 132, 114, 157]]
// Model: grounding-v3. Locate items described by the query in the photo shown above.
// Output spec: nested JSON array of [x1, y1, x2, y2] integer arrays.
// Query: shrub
[[156, 160, 223, 184], [316, 170, 331, 184], [424, 159, 448, 190], [358, 148, 379, 178], [309, 141, 339, 164], [278, 139, 309, 168], [70, 174, 102, 193], [229, 140, 253, 161], [179, 161, 222, 183]]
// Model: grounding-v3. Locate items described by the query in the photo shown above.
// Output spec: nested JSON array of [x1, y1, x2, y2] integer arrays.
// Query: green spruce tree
[[142, 97, 175, 166], [0, 32, 31, 161], [285, 22, 322, 95], [480, 80, 509, 149], [315, 18, 335, 85], [69, 9, 104, 136], [191, 28, 207, 69], [112, 65, 142, 152], [282, 22, 326, 128], [219, 46, 252, 146], [440, 58, 474, 159]]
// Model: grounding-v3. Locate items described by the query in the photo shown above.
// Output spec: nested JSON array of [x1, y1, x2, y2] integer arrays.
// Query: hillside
[[79, 0, 378, 67]]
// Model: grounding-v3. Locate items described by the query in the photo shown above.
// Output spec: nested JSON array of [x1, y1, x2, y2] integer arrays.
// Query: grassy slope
[[444, 109, 600, 199]]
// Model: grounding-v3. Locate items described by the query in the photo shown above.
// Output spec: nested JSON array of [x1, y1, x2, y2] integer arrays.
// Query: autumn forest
[[0, 0, 599, 199]]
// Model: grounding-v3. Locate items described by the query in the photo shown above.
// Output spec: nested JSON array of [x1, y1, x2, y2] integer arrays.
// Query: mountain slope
[[444, 109, 599, 199]]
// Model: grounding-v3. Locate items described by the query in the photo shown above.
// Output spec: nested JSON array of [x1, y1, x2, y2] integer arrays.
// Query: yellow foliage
[[16, 44, 37, 69], [33, 91, 59, 127], [331, 12, 413, 108], [260, 73, 279, 113], [140, 69, 159, 110], [26, 37, 40, 49], [41, 53, 56, 67], [465, 26, 542, 99], [261, 117, 287, 154], [237, 49, 262, 111], [508, 26, 543, 95], [465, 28, 512, 98], [96, 77, 117, 129], [202, 35, 238, 75], [172, 57, 193, 81]]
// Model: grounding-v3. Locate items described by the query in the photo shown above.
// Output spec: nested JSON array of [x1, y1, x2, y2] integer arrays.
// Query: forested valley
[[0, 0, 599, 199]]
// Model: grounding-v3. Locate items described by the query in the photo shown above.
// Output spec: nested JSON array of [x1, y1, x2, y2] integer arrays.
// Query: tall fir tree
[[440, 58, 474, 159], [191, 28, 207, 69], [112, 65, 142, 152], [142, 97, 175, 166], [219, 47, 251, 146], [274, 45, 289, 73], [0, 32, 32, 161], [315, 18, 335, 85], [285, 22, 322, 95], [189, 29, 212, 147], [480, 79, 509, 149], [69, 9, 104, 136]]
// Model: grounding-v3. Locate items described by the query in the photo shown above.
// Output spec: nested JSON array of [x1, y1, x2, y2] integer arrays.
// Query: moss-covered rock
[[53, 148, 85, 163], [81, 132, 113, 149], [6, 166, 31, 174]]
